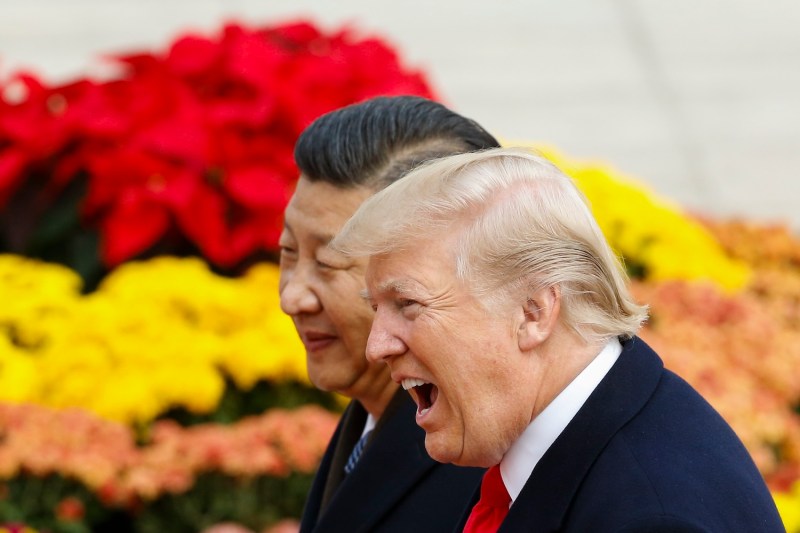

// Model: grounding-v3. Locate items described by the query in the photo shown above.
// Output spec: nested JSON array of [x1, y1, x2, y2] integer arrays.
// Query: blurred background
[[1, 0, 799, 229], [2, 2, 800, 532]]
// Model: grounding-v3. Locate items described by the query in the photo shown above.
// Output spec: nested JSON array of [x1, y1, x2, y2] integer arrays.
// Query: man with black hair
[[278, 96, 500, 532]]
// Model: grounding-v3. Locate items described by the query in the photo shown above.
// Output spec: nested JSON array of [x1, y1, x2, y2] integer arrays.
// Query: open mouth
[[401, 378, 439, 416]]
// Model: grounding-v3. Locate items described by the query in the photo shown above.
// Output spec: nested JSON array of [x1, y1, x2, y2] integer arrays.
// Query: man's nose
[[366, 311, 407, 363], [279, 267, 321, 316]]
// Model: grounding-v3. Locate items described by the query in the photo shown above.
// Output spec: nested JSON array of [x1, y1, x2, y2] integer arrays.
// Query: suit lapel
[[299, 421, 337, 531], [499, 337, 664, 532], [299, 401, 364, 533], [453, 485, 481, 532], [314, 390, 439, 532], [320, 401, 368, 511]]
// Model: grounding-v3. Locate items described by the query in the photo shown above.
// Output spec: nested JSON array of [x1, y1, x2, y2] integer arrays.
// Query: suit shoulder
[[615, 514, 710, 532], [567, 370, 783, 531]]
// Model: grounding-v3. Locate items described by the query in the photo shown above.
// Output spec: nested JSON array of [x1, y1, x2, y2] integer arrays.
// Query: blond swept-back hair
[[332, 147, 648, 343]]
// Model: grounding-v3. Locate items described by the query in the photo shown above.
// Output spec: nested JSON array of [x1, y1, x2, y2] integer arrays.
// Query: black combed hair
[[294, 95, 500, 189]]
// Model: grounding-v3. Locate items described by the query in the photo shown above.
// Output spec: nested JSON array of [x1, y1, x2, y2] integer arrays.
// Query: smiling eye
[[398, 299, 419, 308], [315, 250, 350, 271], [316, 259, 350, 271], [279, 246, 297, 264]]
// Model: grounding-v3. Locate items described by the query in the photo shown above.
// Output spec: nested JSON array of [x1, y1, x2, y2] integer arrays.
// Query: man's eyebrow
[[375, 279, 420, 296], [362, 280, 427, 304], [280, 218, 336, 245], [280, 221, 333, 242]]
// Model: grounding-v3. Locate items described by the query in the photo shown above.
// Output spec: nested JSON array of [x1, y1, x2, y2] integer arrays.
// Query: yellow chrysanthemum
[[774, 487, 800, 533], [0, 341, 39, 403], [0, 255, 311, 425]]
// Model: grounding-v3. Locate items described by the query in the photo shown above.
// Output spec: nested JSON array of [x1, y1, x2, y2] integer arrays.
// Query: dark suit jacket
[[300, 389, 484, 532], [456, 337, 784, 532]]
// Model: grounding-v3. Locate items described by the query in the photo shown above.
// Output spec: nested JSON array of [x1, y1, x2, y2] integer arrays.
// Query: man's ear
[[518, 285, 560, 352]]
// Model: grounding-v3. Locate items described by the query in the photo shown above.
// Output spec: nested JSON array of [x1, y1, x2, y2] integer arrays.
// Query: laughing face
[[364, 232, 544, 467], [279, 177, 395, 412]]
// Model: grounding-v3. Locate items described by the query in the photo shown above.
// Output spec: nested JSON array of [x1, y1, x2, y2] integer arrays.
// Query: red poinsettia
[[0, 20, 436, 270], [0, 74, 77, 204]]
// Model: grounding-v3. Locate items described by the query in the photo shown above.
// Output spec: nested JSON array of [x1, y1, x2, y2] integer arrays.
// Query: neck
[[358, 380, 399, 418], [529, 328, 605, 422]]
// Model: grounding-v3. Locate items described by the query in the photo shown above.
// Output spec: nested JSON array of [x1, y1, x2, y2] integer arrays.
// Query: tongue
[[416, 383, 439, 415]]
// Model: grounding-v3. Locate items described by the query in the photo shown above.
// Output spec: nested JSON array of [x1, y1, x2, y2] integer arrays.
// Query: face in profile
[[364, 232, 542, 467], [278, 177, 393, 401]]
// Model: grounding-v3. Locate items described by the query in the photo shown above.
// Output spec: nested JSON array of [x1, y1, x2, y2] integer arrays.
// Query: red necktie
[[463, 465, 511, 533]]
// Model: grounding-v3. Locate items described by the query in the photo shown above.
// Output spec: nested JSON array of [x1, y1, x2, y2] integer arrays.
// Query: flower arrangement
[[0, 20, 434, 286], [0, 256, 312, 425], [1, 19, 436, 531], [0, 402, 338, 533]]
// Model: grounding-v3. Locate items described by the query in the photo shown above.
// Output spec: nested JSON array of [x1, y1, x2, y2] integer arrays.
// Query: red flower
[[0, 148, 27, 205], [0, 74, 74, 204], [55, 496, 85, 522], [1, 20, 437, 269]]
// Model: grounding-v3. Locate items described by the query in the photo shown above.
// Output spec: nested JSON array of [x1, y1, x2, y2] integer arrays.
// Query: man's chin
[[307, 370, 359, 397], [424, 434, 460, 465], [307, 373, 341, 393], [425, 435, 500, 468]]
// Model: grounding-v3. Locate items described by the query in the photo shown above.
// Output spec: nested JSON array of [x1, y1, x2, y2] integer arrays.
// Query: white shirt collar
[[362, 413, 377, 437], [500, 337, 622, 503]]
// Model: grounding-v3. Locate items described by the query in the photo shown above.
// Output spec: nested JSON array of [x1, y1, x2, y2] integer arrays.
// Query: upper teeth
[[401, 378, 429, 390]]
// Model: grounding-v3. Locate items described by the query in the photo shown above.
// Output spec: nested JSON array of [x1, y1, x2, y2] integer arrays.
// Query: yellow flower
[[0, 255, 311, 425], [774, 486, 800, 533], [90, 369, 165, 424], [0, 342, 39, 403]]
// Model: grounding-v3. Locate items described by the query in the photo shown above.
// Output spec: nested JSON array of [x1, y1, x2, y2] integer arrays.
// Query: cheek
[[328, 286, 374, 347], [448, 347, 525, 459], [320, 274, 363, 312], [336, 288, 373, 329]]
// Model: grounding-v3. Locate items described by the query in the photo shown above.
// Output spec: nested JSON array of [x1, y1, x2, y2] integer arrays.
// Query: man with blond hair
[[333, 147, 783, 532]]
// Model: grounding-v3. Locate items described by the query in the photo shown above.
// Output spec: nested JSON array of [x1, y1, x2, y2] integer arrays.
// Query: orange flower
[[55, 496, 84, 521]]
